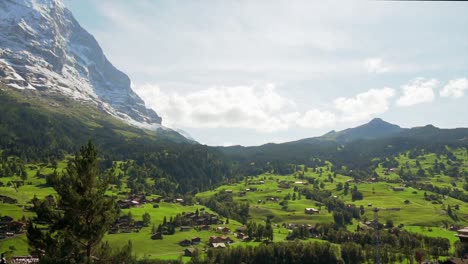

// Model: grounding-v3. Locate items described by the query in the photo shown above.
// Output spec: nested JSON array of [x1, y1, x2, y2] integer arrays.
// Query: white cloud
[[133, 83, 298, 132], [396, 77, 438, 107], [296, 109, 336, 128], [364, 58, 391, 74], [440, 78, 468, 98], [134, 84, 400, 132], [334, 87, 395, 122]]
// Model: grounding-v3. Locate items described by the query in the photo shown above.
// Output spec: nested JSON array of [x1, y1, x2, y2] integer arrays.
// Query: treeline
[[285, 223, 451, 263], [203, 241, 343, 264]]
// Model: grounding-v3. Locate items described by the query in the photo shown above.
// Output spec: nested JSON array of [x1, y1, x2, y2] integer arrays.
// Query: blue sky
[[64, 0, 468, 146]]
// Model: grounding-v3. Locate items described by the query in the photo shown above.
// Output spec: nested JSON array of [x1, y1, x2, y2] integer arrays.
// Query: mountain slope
[[0, 0, 164, 129], [0, 84, 193, 160]]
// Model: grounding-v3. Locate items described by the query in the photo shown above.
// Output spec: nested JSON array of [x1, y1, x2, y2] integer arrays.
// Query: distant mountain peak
[[368, 117, 385, 124], [333, 118, 404, 142]]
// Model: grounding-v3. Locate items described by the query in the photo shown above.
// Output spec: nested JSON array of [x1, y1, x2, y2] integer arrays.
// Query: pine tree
[[142, 212, 151, 227], [27, 141, 118, 263]]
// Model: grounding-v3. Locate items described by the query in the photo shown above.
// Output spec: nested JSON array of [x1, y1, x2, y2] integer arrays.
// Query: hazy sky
[[64, 0, 468, 146]]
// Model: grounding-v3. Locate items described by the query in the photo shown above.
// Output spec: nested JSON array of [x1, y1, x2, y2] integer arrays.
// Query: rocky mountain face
[[0, 0, 163, 127]]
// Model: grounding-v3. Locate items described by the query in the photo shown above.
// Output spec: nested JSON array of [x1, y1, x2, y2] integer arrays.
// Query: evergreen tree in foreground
[[28, 141, 118, 263]]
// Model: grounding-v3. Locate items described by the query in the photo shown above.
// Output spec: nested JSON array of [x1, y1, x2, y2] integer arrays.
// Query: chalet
[[210, 243, 226, 248], [200, 225, 211, 230], [175, 198, 184, 204], [304, 208, 320, 214], [239, 191, 246, 197], [184, 247, 197, 257], [117, 199, 132, 209], [191, 237, 201, 245], [180, 226, 192, 232], [276, 189, 282, 193], [217, 226, 230, 234], [209, 236, 233, 244], [128, 194, 147, 204], [225, 189, 233, 193], [456, 227, 468, 243], [259, 180, 265, 184], [236, 226, 247, 233], [151, 232, 163, 240], [393, 187, 405, 191], [153, 197, 163, 203], [179, 239, 191, 247], [7, 221, 25, 233]]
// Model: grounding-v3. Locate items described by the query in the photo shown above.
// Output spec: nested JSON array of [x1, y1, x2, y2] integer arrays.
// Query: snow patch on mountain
[[0, 0, 165, 128]]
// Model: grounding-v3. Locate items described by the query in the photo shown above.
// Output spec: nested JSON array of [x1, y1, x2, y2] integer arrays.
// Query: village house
[[209, 236, 233, 244], [456, 227, 468, 243], [235, 226, 247, 233], [191, 237, 201, 245], [304, 208, 320, 214], [200, 225, 211, 230], [184, 247, 197, 257], [216, 226, 230, 234], [210, 243, 226, 248], [392, 187, 405, 191], [151, 232, 163, 240], [179, 239, 191, 247], [180, 226, 192, 232]]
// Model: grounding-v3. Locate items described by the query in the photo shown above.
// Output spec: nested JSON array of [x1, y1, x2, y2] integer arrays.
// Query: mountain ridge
[[0, 0, 181, 135]]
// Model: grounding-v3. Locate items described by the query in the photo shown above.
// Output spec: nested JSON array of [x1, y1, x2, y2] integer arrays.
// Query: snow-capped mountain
[[0, 0, 163, 127]]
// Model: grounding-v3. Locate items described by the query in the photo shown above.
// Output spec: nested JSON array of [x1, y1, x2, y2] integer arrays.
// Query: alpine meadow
[[0, 0, 468, 263]]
